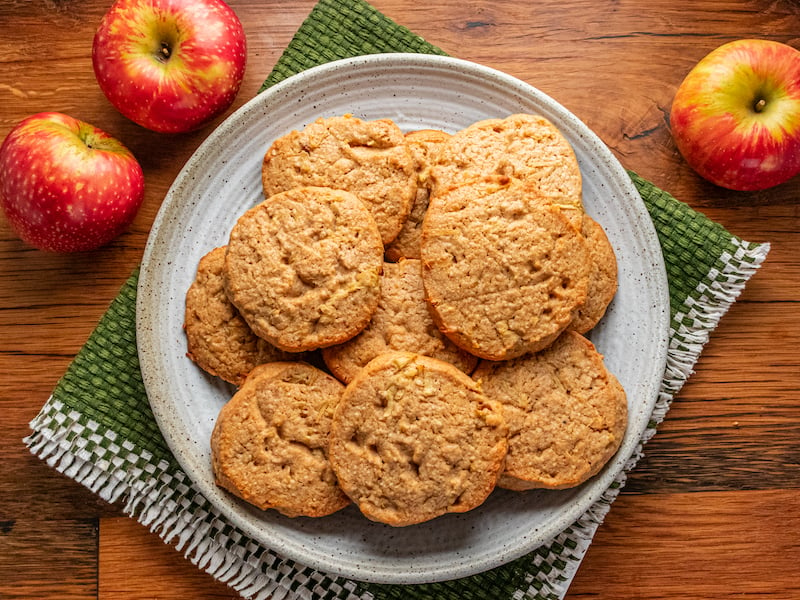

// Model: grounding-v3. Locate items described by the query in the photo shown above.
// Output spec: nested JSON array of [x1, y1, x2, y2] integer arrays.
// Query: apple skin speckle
[[0, 112, 145, 253]]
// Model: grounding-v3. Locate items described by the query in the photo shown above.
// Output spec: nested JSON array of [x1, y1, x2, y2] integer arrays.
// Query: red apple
[[92, 0, 247, 134], [670, 39, 800, 191], [0, 112, 145, 253]]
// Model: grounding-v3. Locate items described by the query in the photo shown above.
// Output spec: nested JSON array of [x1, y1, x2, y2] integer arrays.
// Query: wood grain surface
[[1, 1, 798, 599]]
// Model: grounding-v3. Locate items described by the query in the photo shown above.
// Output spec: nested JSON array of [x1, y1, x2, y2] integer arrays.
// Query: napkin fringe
[[26, 400, 130, 504], [128, 480, 308, 600], [25, 400, 329, 600], [660, 238, 769, 403], [542, 496, 614, 598]]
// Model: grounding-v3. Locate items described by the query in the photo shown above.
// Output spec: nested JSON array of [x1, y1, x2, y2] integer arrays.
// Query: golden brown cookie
[[473, 330, 627, 491], [384, 129, 451, 261], [569, 214, 618, 333], [261, 115, 416, 245], [223, 186, 384, 353], [321, 259, 478, 383], [184, 246, 298, 386], [329, 351, 508, 526], [210, 361, 350, 517], [420, 176, 590, 361], [431, 113, 583, 227]]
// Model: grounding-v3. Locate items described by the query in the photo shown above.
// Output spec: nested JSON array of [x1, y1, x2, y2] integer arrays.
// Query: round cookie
[[431, 113, 583, 227], [329, 351, 508, 527], [184, 246, 298, 386], [385, 129, 451, 261], [211, 361, 350, 517], [420, 176, 590, 361], [322, 259, 478, 383], [473, 330, 628, 491], [261, 114, 416, 245], [569, 214, 618, 333], [223, 186, 384, 353]]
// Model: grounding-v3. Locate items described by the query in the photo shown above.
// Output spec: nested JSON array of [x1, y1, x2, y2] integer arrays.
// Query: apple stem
[[753, 98, 767, 113], [158, 42, 172, 63]]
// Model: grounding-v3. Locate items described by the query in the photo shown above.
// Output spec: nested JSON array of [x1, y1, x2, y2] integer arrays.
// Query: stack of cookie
[[185, 114, 627, 527]]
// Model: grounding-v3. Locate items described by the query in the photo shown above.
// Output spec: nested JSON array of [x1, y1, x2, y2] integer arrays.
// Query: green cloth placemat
[[26, 1, 769, 599]]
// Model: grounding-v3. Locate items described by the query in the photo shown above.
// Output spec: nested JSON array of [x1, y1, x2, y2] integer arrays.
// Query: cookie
[[223, 186, 384, 353], [211, 361, 350, 517], [184, 246, 298, 386], [261, 114, 416, 245], [385, 129, 451, 261], [473, 330, 627, 490], [431, 113, 583, 227], [569, 214, 618, 333], [329, 351, 508, 526], [322, 259, 478, 383], [420, 176, 590, 360]]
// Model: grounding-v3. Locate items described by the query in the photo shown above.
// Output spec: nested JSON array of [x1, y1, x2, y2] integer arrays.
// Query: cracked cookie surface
[[184, 246, 299, 386], [329, 351, 507, 526], [223, 186, 384, 352], [261, 115, 416, 245], [421, 177, 590, 360], [210, 361, 350, 517], [473, 330, 627, 490], [430, 113, 584, 228], [321, 259, 478, 383]]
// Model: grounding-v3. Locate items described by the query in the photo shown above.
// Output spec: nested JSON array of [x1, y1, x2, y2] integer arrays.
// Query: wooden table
[[2, 1, 798, 598]]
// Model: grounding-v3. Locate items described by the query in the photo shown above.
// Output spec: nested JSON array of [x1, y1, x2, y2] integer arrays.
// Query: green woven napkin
[[26, 1, 770, 599]]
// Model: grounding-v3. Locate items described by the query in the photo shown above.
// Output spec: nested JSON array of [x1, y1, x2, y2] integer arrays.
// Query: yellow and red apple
[[92, 0, 247, 134], [670, 39, 800, 191], [0, 112, 145, 252]]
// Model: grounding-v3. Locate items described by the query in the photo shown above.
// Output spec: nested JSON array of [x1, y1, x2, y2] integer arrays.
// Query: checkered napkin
[[25, 0, 770, 598]]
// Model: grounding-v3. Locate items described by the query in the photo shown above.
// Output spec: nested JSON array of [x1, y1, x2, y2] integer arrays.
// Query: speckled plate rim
[[137, 53, 670, 585]]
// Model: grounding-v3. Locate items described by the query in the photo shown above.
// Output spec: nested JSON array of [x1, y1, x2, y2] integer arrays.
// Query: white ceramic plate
[[137, 54, 670, 585]]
